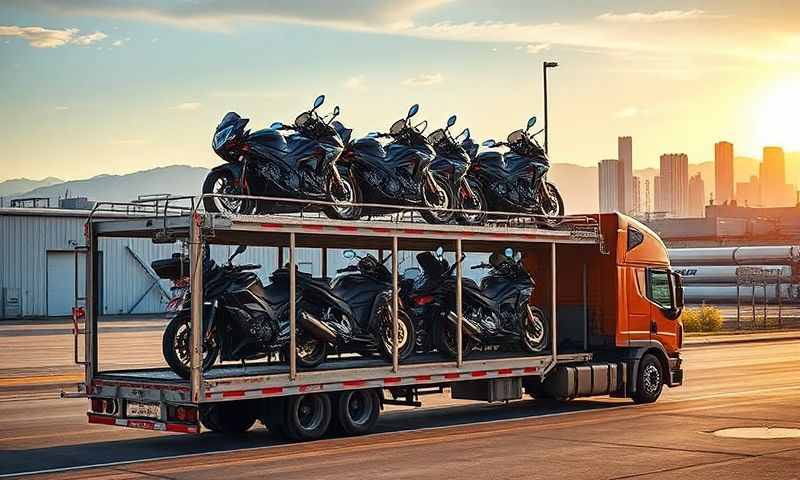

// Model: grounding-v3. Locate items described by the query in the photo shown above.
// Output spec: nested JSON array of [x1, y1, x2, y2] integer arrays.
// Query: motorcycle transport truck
[[66, 199, 684, 441]]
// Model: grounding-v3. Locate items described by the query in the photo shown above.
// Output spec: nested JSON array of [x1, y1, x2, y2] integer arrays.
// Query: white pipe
[[674, 265, 793, 284], [669, 246, 800, 266]]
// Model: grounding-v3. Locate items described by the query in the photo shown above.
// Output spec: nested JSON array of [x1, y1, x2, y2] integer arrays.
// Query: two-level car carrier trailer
[[68, 200, 684, 441]]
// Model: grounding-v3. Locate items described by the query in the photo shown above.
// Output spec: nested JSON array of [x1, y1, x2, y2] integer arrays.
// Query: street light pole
[[543, 61, 558, 154]]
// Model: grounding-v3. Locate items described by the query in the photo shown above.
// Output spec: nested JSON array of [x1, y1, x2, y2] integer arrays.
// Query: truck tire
[[200, 402, 257, 434], [334, 389, 381, 436], [632, 354, 664, 404], [282, 393, 332, 441]]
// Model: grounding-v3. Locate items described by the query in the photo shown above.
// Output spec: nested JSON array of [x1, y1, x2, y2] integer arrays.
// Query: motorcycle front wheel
[[521, 306, 549, 354], [457, 177, 488, 226], [420, 174, 456, 224], [376, 305, 416, 363], [162, 312, 220, 380], [323, 169, 362, 221], [202, 169, 254, 215], [537, 181, 564, 219]]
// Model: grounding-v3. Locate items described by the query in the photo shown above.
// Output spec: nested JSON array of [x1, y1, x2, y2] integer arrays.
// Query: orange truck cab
[[527, 212, 684, 403]]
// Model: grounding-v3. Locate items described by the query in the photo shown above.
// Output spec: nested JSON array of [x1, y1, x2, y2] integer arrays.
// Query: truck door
[[626, 268, 652, 345], [644, 268, 680, 351]]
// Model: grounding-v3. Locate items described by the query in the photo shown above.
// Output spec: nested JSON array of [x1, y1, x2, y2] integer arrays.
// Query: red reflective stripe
[[261, 387, 283, 395], [261, 223, 284, 229], [415, 375, 432, 381], [371, 228, 391, 233], [343, 380, 367, 387], [383, 377, 401, 384], [166, 423, 200, 434], [444, 373, 460, 379], [87, 413, 115, 425], [302, 225, 324, 231], [523, 367, 538, 373], [497, 369, 513, 375], [336, 226, 358, 232], [221, 390, 245, 398], [403, 229, 425, 235], [470, 371, 487, 377]]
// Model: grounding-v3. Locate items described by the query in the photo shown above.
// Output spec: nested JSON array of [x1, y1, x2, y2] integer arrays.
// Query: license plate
[[126, 401, 161, 419]]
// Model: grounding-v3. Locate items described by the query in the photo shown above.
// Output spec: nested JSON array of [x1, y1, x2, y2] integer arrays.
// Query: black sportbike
[[403, 248, 548, 358], [331, 105, 455, 224], [203, 95, 355, 218], [156, 246, 328, 379], [468, 116, 564, 219], [427, 118, 487, 225], [294, 250, 416, 362]]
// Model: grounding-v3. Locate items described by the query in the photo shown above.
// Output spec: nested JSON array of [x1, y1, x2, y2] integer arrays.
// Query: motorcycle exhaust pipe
[[298, 311, 338, 344], [446, 311, 481, 337]]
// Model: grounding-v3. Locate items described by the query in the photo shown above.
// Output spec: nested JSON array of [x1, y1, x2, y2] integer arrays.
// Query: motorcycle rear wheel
[[376, 305, 416, 363], [292, 337, 328, 369], [420, 174, 456, 224], [324, 169, 362, 221], [162, 312, 220, 380], [437, 319, 476, 359]]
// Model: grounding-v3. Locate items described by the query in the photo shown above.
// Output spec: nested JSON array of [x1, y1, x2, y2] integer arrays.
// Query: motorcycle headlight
[[213, 125, 234, 151]]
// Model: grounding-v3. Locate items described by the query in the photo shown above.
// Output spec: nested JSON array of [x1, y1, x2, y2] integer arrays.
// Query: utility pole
[[543, 61, 559, 154]]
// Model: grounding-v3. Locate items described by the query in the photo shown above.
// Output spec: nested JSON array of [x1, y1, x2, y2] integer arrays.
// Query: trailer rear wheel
[[334, 389, 380, 436], [283, 393, 332, 441], [200, 402, 257, 434], [632, 354, 664, 404]]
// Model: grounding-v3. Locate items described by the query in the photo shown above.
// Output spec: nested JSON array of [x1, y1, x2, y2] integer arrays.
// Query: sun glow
[[754, 75, 800, 151]]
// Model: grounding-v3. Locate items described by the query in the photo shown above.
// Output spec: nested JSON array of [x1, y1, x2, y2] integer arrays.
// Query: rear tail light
[[413, 295, 435, 306], [168, 405, 198, 423]]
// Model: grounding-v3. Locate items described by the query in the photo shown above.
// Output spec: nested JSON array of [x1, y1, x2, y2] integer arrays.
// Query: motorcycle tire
[[162, 312, 220, 380], [521, 306, 549, 354], [324, 169, 363, 221], [202, 169, 255, 215], [420, 174, 456, 224], [457, 177, 488, 226], [538, 181, 564, 219], [376, 307, 416, 363], [291, 337, 328, 369], [436, 319, 476, 359]]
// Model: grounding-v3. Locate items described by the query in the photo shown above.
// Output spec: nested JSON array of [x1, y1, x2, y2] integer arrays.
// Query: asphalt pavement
[[0, 320, 799, 479]]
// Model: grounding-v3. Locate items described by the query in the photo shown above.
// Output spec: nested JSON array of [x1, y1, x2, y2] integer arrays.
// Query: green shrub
[[681, 305, 723, 333]]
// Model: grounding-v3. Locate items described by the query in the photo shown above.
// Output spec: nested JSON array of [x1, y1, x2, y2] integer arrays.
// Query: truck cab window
[[647, 270, 673, 309]]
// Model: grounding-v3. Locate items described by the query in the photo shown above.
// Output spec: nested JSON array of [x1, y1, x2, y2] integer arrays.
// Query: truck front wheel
[[632, 354, 664, 404]]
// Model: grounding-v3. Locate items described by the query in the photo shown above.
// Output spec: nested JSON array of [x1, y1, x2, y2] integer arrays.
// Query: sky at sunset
[[1, 0, 799, 182]]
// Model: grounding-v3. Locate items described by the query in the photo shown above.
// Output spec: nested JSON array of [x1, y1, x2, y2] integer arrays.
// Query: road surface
[[1, 321, 799, 479]]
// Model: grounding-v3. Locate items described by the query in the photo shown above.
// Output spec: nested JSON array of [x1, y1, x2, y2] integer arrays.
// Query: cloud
[[0, 25, 108, 47], [0, 25, 77, 47], [614, 107, 640, 118], [71, 31, 107, 45], [343, 75, 366, 89], [112, 37, 129, 47], [597, 10, 708, 23], [15, 0, 451, 31], [401, 73, 443, 86], [170, 102, 202, 111], [526, 43, 550, 54]]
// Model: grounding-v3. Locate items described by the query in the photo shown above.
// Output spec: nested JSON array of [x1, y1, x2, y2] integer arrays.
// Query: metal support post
[[550, 242, 558, 366], [289, 233, 297, 380], [456, 239, 463, 368], [582, 262, 588, 352], [84, 223, 98, 391], [392, 236, 399, 373], [189, 213, 204, 403], [736, 281, 741, 330]]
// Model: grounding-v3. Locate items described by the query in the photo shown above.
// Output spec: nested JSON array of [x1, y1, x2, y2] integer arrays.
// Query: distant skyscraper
[[714, 141, 734, 205], [644, 179, 651, 213], [618, 136, 633, 213], [688, 173, 705, 217], [759, 146, 794, 206], [598, 159, 621, 213], [736, 176, 761, 206], [653, 176, 663, 212], [659, 153, 689, 217], [632, 176, 642, 216]]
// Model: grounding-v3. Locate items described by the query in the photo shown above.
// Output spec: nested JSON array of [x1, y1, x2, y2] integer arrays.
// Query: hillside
[[0, 177, 63, 197]]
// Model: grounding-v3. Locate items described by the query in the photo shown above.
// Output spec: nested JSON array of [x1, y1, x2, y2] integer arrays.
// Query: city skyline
[[1, 1, 800, 181]]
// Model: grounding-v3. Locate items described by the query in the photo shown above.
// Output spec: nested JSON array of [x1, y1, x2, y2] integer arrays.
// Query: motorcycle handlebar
[[470, 262, 491, 270], [337, 265, 360, 274], [232, 264, 262, 271]]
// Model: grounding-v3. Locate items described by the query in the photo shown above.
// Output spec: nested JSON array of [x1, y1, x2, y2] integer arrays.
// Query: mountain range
[[2, 153, 798, 214]]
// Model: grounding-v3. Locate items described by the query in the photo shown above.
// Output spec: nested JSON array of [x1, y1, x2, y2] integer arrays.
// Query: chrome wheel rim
[[524, 310, 546, 349], [331, 176, 356, 217], [642, 363, 661, 396], [213, 175, 242, 213], [296, 396, 324, 431], [381, 307, 409, 352]]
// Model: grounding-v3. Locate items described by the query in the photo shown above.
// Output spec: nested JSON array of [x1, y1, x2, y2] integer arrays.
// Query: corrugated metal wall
[[1, 212, 506, 318]]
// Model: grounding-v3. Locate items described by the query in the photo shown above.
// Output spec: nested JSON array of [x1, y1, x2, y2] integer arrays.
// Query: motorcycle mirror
[[526, 116, 537, 131], [332, 105, 340, 117], [313, 94, 325, 110], [343, 249, 356, 259], [269, 122, 284, 129], [228, 244, 247, 264], [407, 104, 419, 119], [446, 115, 457, 128], [504, 247, 514, 258], [458, 128, 470, 141], [514, 251, 522, 262], [482, 139, 496, 147], [435, 246, 444, 258]]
